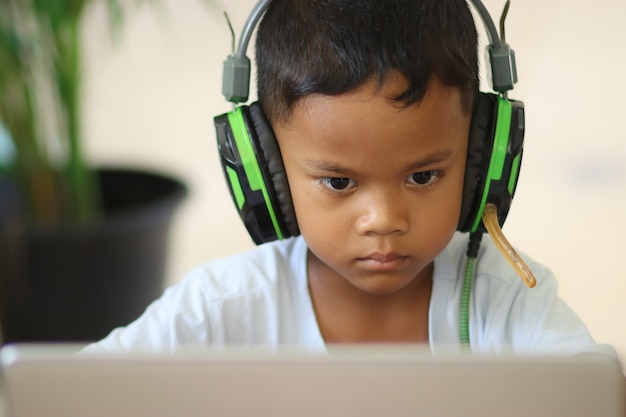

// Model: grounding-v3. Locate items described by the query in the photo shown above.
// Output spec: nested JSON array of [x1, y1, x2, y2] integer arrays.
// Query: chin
[[349, 272, 423, 296]]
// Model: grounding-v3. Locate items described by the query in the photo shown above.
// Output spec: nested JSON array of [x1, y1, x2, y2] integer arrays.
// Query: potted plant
[[0, 0, 188, 343]]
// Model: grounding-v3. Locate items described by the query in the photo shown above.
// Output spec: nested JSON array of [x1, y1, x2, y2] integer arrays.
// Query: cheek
[[442, 152, 468, 219], [289, 182, 348, 236], [419, 165, 466, 233], [446, 173, 466, 219]]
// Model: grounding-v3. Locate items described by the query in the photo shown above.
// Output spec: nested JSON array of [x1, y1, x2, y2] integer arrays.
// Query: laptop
[[0, 343, 623, 417]]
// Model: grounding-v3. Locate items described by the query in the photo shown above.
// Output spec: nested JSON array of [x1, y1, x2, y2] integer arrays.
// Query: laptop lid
[[1, 343, 623, 417]]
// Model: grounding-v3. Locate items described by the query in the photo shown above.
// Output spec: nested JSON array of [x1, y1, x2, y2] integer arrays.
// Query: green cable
[[460, 256, 475, 351], [460, 232, 483, 352]]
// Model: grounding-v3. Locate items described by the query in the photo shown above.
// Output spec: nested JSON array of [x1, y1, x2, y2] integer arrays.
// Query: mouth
[[358, 252, 409, 272]]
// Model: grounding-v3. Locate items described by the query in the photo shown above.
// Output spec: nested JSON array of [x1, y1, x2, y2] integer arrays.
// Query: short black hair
[[256, 0, 479, 125]]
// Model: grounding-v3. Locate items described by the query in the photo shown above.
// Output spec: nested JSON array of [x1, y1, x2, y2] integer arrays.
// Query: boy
[[85, 0, 614, 356]]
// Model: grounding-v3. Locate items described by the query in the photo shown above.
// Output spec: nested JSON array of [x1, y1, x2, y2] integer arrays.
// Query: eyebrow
[[404, 148, 457, 171], [303, 159, 355, 175], [304, 148, 456, 175]]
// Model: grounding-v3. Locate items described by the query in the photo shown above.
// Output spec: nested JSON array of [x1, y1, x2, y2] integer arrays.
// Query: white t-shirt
[[84, 233, 614, 356]]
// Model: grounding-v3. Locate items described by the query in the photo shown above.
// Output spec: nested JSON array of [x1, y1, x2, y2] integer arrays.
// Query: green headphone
[[214, 0, 524, 245]]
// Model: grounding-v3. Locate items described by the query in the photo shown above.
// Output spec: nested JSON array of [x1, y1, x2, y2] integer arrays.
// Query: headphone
[[214, 0, 524, 245]]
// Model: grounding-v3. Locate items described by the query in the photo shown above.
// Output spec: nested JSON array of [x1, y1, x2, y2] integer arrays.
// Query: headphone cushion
[[458, 92, 497, 232], [248, 103, 300, 237]]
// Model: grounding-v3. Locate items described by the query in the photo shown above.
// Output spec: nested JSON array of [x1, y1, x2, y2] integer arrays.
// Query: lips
[[358, 252, 408, 272]]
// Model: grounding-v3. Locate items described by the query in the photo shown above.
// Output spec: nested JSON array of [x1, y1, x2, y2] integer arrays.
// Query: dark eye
[[329, 178, 351, 190], [408, 171, 441, 187], [320, 177, 356, 191], [413, 172, 434, 184]]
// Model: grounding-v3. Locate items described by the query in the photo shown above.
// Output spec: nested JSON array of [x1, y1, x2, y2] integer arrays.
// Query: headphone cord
[[460, 231, 483, 351]]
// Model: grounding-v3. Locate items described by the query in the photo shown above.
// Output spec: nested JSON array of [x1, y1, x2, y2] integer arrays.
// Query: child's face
[[274, 74, 471, 295]]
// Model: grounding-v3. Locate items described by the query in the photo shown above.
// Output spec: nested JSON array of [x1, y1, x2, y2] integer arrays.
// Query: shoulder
[[435, 232, 560, 334], [471, 233, 559, 323], [437, 233, 611, 356], [83, 236, 311, 352], [448, 232, 559, 323], [440, 232, 554, 291], [180, 236, 307, 301]]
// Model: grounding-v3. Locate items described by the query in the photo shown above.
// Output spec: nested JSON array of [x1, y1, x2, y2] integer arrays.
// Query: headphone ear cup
[[247, 103, 300, 238], [458, 92, 525, 234], [458, 93, 497, 233], [214, 104, 299, 244]]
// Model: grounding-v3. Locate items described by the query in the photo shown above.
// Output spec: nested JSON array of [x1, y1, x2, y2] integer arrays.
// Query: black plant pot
[[0, 168, 187, 344]]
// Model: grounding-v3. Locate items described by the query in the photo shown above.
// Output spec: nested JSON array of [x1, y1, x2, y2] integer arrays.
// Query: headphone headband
[[222, 0, 518, 104]]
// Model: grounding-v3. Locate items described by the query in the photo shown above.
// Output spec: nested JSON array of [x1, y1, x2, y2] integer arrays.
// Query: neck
[[307, 251, 433, 343]]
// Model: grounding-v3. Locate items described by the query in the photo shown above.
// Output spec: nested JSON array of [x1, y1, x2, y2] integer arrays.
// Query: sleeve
[[81, 269, 213, 354]]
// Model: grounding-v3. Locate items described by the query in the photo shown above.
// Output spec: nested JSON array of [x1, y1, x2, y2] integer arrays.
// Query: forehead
[[274, 76, 470, 166]]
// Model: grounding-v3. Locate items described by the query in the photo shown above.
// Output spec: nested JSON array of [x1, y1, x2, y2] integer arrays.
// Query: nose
[[355, 188, 410, 236]]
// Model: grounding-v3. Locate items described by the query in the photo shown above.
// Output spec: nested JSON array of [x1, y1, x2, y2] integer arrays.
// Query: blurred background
[[74, 0, 625, 360]]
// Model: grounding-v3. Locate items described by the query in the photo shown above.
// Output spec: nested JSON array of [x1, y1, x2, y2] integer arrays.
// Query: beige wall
[[83, 0, 626, 361]]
